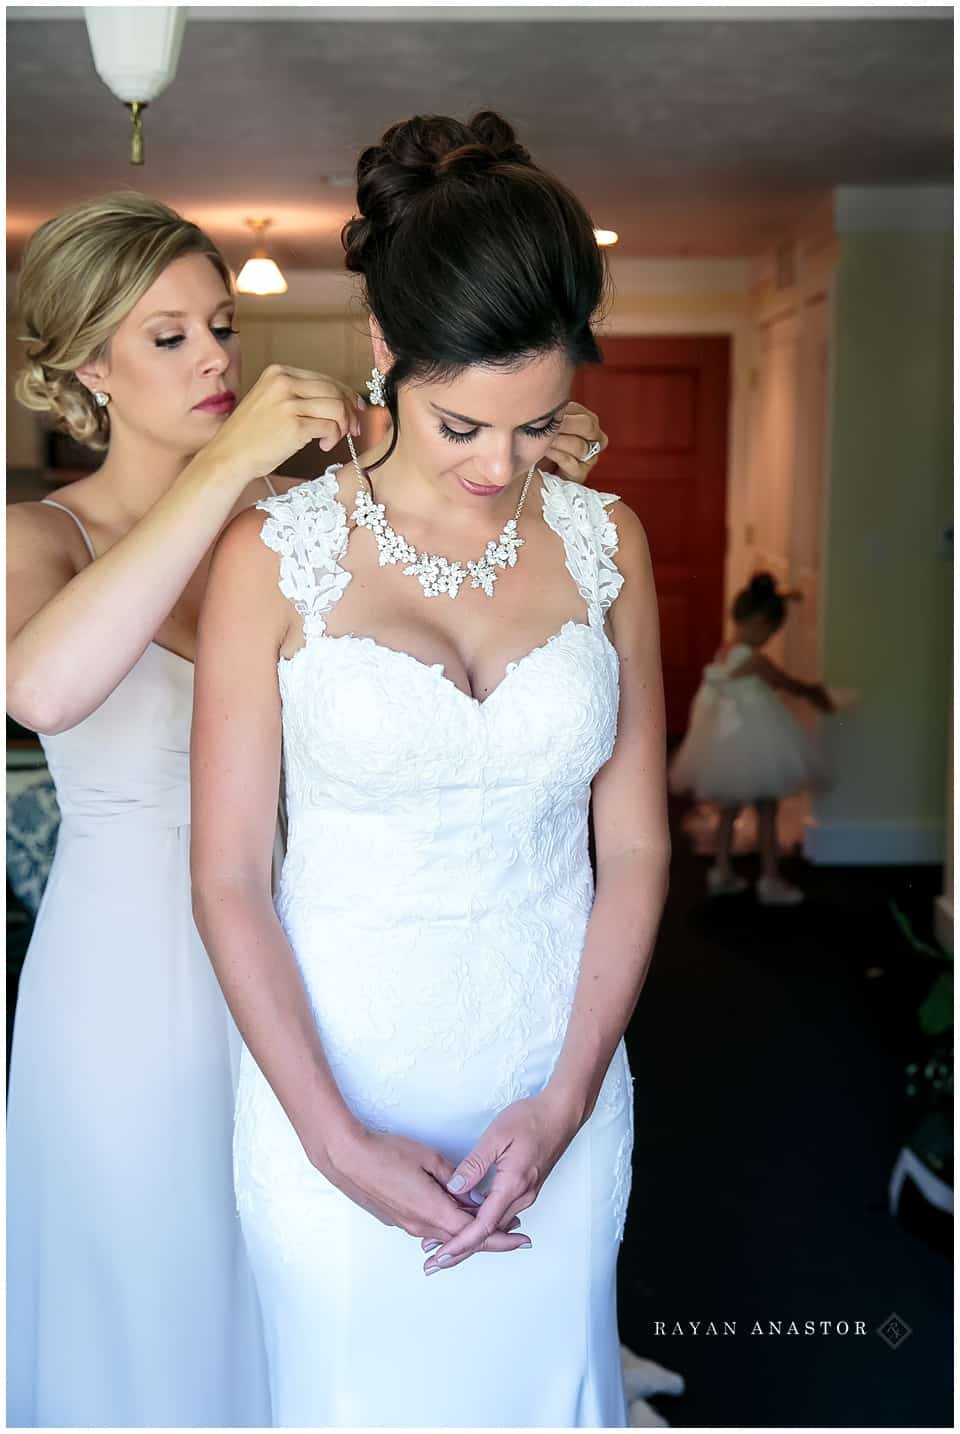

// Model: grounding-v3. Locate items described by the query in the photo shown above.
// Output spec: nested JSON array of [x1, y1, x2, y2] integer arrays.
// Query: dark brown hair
[[733, 572, 802, 629], [341, 111, 609, 470]]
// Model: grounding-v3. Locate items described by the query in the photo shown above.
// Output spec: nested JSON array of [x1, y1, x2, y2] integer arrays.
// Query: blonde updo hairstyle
[[15, 192, 232, 451]]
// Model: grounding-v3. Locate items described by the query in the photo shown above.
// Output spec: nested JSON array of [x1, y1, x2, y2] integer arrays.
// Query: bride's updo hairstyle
[[341, 110, 609, 471], [15, 192, 232, 451]]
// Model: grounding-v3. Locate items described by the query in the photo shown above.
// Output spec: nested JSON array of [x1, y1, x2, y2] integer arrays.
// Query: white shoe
[[756, 874, 806, 906], [706, 865, 749, 896]]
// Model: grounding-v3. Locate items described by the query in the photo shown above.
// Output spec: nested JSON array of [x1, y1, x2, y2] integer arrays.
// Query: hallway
[[617, 792, 952, 1427]]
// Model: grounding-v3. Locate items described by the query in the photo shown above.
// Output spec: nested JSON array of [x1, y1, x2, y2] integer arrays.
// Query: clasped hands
[[322, 1090, 582, 1277]]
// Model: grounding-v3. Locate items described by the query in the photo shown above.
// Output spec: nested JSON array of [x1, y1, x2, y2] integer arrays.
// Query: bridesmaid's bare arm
[[6, 368, 358, 734]]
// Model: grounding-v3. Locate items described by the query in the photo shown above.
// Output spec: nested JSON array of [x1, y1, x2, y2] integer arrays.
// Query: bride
[[191, 110, 670, 1428]]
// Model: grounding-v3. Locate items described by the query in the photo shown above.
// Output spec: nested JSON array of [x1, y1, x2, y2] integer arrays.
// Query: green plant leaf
[[918, 972, 954, 1036]]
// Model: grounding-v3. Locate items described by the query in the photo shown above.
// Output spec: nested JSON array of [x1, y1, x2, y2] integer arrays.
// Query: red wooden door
[[573, 335, 731, 739]]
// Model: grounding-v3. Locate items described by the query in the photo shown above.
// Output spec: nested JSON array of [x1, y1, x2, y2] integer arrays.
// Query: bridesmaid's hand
[[323, 1126, 532, 1260], [420, 1093, 580, 1274], [541, 401, 608, 485], [199, 365, 365, 491]]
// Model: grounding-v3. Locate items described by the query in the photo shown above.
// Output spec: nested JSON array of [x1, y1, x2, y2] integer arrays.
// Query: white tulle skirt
[[668, 677, 834, 806]]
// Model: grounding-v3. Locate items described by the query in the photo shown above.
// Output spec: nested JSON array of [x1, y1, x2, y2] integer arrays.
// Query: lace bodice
[[238, 465, 633, 1241], [255, 465, 624, 811], [257, 465, 623, 642]]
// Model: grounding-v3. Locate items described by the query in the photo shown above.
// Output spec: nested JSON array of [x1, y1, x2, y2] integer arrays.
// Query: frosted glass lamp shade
[[236, 257, 289, 297], [84, 7, 186, 103]]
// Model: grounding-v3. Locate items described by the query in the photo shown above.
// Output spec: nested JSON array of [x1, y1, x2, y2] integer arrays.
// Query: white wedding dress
[[235, 465, 635, 1428]]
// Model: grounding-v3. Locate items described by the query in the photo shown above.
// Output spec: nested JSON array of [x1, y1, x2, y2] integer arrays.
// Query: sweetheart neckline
[[277, 617, 617, 710], [145, 471, 561, 680], [267, 464, 621, 708]]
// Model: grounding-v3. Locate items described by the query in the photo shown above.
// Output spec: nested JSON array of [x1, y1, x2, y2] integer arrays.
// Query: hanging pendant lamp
[[236, 219, 288, 297], [84, 6, 186, 165]]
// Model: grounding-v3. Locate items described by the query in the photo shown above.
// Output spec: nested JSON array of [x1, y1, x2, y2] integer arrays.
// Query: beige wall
[[741, 200, 839, 687], [810, 212, 952, 868]]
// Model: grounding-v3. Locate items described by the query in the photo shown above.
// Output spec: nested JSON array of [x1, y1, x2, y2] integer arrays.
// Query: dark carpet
[[617, 793, 954, 1428]]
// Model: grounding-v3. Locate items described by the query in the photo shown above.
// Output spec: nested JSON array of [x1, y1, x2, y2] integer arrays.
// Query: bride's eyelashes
[[438, 415, 563, 446]]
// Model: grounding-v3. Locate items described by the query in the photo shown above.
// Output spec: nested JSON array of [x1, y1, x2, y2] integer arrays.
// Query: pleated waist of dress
[[55, 785, 191, 830]]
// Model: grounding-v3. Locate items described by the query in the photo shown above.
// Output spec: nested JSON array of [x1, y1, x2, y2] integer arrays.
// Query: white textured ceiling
[[6, 8, 953, 265]]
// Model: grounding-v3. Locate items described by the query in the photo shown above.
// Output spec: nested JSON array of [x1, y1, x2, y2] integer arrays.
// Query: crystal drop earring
[[366, 367, 387, 407], [93, 391, 111, 407]]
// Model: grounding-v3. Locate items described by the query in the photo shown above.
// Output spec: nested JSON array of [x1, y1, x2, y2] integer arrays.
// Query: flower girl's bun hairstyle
[[14, 192, 231, 451], [341, 110, 609, 469], [732, 570, 802, 628]]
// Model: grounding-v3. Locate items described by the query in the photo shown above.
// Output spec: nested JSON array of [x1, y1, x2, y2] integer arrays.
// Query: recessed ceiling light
[[594, 229, 619, 247]]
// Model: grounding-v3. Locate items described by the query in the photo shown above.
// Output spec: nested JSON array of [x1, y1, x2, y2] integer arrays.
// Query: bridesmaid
[[5, 191, 609, 1428]]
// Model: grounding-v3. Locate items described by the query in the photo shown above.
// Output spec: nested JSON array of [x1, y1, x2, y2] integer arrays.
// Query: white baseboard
[[802, 819, 946, 866]]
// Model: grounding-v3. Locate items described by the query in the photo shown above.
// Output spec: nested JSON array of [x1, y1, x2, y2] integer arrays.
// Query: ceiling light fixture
[[236, 219, 288, 296], [84, 6, 186, 165], [594, 229, 619, 247]]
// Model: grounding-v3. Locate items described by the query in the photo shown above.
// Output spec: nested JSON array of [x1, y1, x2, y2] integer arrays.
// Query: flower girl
[[668, 573, 835, 906]]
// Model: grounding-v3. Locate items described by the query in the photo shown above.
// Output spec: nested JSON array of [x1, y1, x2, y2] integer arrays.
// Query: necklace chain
[[345, 434, 534, 600]]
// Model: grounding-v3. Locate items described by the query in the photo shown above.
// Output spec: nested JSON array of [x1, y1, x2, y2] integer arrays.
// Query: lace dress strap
[[539, 472, 624, 625], [255, 465, 352, 640]]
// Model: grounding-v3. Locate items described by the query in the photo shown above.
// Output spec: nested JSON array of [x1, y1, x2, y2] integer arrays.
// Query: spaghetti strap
[[40, 499, 97, 561], [263, 475, 278, 497]]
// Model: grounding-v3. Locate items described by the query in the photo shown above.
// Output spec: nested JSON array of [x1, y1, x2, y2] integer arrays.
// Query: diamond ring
[[582, 439, 602, 464]]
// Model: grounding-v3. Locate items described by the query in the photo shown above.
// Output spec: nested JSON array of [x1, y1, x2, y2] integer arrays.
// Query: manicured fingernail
[[425, 1265, 439, 1276], [447, 1175, 465, 1192], [469, 1190, 485, 1205], [423, 1240, 441, 1252], [437, 1254, 453, 1265], [518, 1240, 532, 1249]]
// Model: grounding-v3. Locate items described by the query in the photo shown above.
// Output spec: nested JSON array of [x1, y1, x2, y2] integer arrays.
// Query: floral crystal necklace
[[346, 434, 535, 600]]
